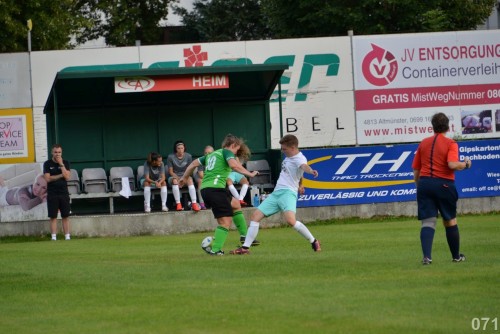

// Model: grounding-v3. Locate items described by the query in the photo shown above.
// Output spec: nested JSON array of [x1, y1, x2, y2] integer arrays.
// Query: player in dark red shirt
[[412, 112, 471, 265]]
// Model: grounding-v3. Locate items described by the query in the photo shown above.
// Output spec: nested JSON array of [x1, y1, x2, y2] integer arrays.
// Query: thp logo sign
[[362, 44, 398, 86]]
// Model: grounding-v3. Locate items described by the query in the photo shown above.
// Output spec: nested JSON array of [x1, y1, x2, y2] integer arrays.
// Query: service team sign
[[0, 109, 34, 163], [353, 30, 500, 145]]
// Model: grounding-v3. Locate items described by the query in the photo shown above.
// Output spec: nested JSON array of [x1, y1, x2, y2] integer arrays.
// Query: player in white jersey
[[230, 134, 321, 254]]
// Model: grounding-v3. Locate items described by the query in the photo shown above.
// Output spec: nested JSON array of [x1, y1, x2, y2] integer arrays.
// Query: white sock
[[243, 221, 260, 248], [228, 184, 239, 199], [160, 186, 167, 206], [293, 221, 315, 243], [51, 233, 57, 240], [239, 184, 249, 200], [65, 234, 71, 240], [188, 184, 197, 203], [173, 185, 181, 203], [144, 187, 151, 206]]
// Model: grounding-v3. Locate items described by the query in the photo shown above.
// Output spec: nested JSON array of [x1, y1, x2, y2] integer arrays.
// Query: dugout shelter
[[43, 64, 288, 176]]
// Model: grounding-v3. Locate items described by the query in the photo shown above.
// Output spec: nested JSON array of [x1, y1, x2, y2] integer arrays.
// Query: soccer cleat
[[176, 203, 183, 211], [452, 254, 466, 262], [144, 204, 151, 213], [161, 205, 169, 212], [422, 257, 432, 265], [192, 203, 201, 212], [239, 236, 260, 246], [311, 239, 321, 252], [200, 203, 207, 210], [239, 200, 248, 207], [230, 247, 250, 255], [209, 250, 224, 256]]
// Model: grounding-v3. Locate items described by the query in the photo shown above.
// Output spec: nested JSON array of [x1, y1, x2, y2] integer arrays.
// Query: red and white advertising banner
[[353, 30, 500, 144], [114, 74, 229, 93]]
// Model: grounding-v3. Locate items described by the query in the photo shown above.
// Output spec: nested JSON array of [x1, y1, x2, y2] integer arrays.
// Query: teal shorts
[[228, 171, 244, 183], [257, 188, 297, 217]]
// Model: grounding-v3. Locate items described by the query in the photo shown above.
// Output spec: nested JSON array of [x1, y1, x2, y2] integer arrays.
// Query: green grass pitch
[[0, 214, 498, 333]]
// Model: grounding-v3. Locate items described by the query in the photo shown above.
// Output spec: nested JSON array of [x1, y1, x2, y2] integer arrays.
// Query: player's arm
[[60, 163, 71, 181], [168, 166, 177, 178], [447, 142, 471, 171], [228, 158, 257, 178], [413, 169, 420, 186], [144, 167, 154, 184], [44, 170, 67, 183], [54, 156, 71, 181], [157, 165, 166, 185], [300, 163, 318, 178], [298, 177, 305, 195], [180, 159, 201, 187], [448, 159, 471, 171], [158, 173, 166, 184]]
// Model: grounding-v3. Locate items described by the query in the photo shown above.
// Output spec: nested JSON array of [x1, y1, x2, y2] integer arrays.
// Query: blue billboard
[[298, 139, 500, 207]]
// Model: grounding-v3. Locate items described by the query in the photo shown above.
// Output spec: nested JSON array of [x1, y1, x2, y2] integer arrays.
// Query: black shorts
[[417, 177, 458, 221], [47, 194, 71, 219], [200, 188, 233, 219]]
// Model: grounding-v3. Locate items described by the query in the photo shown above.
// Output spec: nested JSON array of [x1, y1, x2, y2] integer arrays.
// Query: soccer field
[[0, 214, 498, 334]]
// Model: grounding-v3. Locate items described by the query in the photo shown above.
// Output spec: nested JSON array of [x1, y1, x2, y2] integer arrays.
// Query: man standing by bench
[[43, 144, 71, 241]]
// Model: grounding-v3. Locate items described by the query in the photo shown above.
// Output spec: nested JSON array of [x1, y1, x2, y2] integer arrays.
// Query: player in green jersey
[[180, 134, 258, 255]]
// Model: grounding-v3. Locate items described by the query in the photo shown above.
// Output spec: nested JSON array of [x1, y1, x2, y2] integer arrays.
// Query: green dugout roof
[[44, 63, 288, 113]]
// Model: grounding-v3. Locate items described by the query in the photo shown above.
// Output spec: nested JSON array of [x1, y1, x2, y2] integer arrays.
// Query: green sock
[[232, 210, 248, 237], [212, 226, 229, 252]]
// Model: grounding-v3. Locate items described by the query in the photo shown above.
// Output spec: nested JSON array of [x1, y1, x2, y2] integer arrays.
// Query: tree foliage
[[78, 0, 175, 47], [175, 0, 497, 42], [0, 0, 496, 52], [173, 0, 271, 42], [0, 0, 175, 52], [0, 0, 90, 52], [261, 0, 497, 38]]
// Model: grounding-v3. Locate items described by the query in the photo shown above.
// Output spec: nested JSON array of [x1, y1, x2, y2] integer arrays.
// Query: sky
[[167, 0, 194, 25]]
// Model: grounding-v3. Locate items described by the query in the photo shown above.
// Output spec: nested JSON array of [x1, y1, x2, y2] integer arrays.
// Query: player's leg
[[202, 188, 233, 255], [60, 195, 71, 240], [230, 210, 264, 254], [284, 210, 321, 251], [227, 177, 239, 200], [170, 177, 183, 211], [142, 179, 152, 212], [279, 190, 321, 251], [417, 178, 438, 264], [160, 184, 168, 211], [237, 175, 249, 205], [195, 174, 206, 209], [438, 180, 464, 262], [211, 217, 232, 254], [231, 197, 247, 237], [231, 193, 277, 254], [47, 196, 60, 240], [187, 177, 200, 211], [443, 218, 464, 261], [420, 217, 436, 264]]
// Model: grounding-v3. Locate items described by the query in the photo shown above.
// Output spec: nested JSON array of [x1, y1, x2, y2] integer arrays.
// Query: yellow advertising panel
[[0, 108, 35, 163]]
